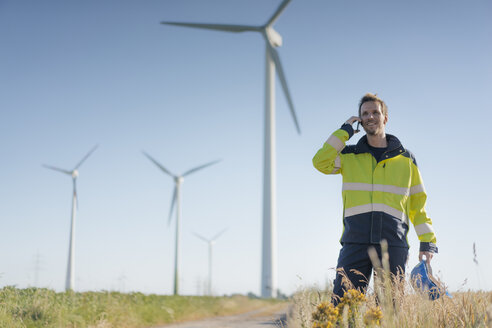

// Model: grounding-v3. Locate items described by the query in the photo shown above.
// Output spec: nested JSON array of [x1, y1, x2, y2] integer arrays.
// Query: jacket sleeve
[[408, 159, 438, 253], [312, 124, 353, 175]]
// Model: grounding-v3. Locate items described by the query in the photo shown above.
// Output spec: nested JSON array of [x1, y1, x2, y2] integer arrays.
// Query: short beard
[[364, 125, 383, 136]]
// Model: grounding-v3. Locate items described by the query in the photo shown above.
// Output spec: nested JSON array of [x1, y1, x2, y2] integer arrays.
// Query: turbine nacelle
[[175, 176, 184, 184], [264, 27, 282, 47], [71, 170, 79, 179]]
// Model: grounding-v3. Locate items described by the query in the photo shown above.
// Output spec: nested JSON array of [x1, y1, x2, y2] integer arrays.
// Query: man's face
[[360, 101, 387, 136]]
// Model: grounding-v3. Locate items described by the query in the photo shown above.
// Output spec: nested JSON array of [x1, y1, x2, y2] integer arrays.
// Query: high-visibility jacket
[[312, 124, 437, 253]]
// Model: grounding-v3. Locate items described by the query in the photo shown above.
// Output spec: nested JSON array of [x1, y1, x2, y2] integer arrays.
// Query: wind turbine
[[143, 152, 220, 296], [43, 145, 98, 291], [161, 0, 300, 298], [193, 228, 227, 296]]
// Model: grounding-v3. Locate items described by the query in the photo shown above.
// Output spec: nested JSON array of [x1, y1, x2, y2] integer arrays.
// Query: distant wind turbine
[[143, 152, 220, 296], [161, 0, 300, 298], [193, 228, 227, 296], [43, 145, 98, 291]]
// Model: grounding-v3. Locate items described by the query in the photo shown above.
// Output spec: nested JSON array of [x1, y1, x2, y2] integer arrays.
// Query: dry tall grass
[[287, 242, 491, 328]]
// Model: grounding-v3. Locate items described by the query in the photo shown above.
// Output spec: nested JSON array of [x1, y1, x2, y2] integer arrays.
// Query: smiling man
[[312, 93, 437, 304]]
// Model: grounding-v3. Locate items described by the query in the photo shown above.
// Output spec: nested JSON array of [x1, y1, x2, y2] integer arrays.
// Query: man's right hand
[[419, 251, 434, 264], [345, 116, 362, 133]]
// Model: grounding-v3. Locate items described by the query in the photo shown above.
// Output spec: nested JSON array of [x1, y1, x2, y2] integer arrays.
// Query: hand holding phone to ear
[[345, 116, 362, 133]]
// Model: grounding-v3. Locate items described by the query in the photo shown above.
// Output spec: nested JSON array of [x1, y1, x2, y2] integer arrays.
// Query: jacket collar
[[355, 134, 404, 157]]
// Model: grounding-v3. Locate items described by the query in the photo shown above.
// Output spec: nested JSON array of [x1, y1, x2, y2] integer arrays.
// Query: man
[[312, 93, 437, 304]]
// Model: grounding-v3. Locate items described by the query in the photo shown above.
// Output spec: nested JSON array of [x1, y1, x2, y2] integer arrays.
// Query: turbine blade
[[161, 22, 260, 33], [266, 0, 292, 27], [167, 186, 177, 227], [142, 151, 176, 178], [193, 232, 209, 243], [182, 159, 221, 177], [42, 164, 72, 175], [211, 228, 228, 242], [267, 44, 301, 134], [74, 144, 99, 170]]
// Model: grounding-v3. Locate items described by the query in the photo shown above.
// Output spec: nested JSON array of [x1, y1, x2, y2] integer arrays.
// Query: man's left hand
[[419, 251, 433, 264]]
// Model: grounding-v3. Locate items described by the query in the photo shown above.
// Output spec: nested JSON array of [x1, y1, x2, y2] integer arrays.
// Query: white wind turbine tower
[[43, 145, 98, 291], [143, 152, 220, 296], [193, 228, 227, 296], [161, 0, 300, 298]]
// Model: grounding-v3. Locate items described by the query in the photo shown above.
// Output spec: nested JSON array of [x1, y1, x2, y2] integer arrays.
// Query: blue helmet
[[410, 260, 452, 300]]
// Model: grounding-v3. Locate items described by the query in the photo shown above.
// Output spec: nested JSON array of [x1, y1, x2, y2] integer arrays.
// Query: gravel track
[[153, 306, 289, 328]]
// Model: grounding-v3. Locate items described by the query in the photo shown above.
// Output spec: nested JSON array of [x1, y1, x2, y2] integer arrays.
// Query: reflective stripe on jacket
[[312, 124, 437, 253]]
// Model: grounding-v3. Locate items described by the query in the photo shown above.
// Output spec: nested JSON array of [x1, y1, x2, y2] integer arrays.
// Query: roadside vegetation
[[287, 243, 492, 328], [0, 287, 283, 328], [289, 285, 491, 328]]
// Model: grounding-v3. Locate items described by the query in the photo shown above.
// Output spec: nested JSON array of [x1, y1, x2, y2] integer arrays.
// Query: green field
[[0, 286, 283, 328]]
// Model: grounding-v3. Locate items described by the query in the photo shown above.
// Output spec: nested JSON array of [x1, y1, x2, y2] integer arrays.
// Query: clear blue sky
[[1, 0, 491, 296]]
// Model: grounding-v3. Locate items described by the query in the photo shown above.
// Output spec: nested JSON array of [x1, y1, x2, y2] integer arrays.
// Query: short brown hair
[[358, 93, 388, 117]]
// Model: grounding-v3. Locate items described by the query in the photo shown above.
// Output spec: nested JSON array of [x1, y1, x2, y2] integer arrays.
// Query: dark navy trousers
[[332, 243, 408, 305]]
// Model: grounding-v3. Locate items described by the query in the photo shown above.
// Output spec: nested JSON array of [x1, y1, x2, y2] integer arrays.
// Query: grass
[[287, 242, 492, 328], [288, 285, 492, 327], [0, 286, 283, 328]]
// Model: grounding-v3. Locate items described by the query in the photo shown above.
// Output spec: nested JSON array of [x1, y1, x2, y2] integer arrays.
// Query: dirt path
[[153, 304, 289, 328]]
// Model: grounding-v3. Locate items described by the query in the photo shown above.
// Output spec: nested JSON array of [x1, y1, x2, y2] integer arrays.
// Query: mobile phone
[[355, 120, 361, 133]]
